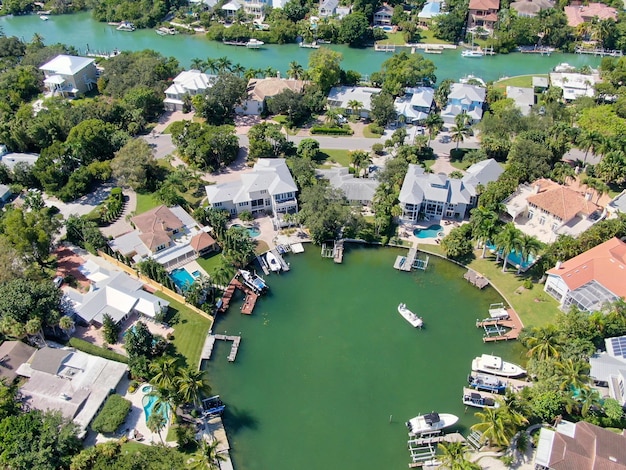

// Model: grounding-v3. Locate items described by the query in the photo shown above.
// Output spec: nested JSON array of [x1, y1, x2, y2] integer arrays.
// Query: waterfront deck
[[333, 240, 344, 263], [201, 334, 242, 362], [394, 248, 417, 271], [219, 277, 260, 315], [407, 432, 466, 467], [202, 415, 234, 470], [476, 308, 523, 342], [463, 269, 489, 289]]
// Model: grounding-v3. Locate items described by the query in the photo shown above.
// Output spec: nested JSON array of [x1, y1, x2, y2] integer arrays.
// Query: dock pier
[[270, 248, 290, 272], [407, 432, 466, 467], [475, 308, 523, 342], [200, 334, 242, 362], [333, 240, 344, 263], [463, 269, 489, 289], [256, 255, 269, 275], [218, 277, 261, 315], [393, 248, 429, 272]]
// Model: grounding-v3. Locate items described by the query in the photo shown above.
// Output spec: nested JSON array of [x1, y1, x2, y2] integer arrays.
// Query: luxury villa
[[164, 70, 217, 111], [440, 83, 486, 127], [399, 159, 503, 222], [237, 78, 307, 115], [327, 86, 381, 119], [39, 54, 98, 97]]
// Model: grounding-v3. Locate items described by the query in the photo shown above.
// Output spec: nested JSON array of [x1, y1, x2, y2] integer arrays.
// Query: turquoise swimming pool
[[170, 268, 195, 291], [413, 224, 444, 239], [232, 224, 261, 238], [486, 242, 536, 270], [142, 393, 169, 424]]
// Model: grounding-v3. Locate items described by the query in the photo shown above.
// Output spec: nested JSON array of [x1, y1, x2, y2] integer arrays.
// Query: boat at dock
[[462, 387, 500, 409], [202, 395, 225, 417], [406, 412, 459, 435], [398, 303, 423, 328], [40, 15, 49, 21], [461, 48, 484, 58], [299, 41, 320, 49], [239, 269, 268, 293], [246, 39, 264, 49], [467, 372, 506, 394], [116, 21, 136, 31], [265, 251, 281, 272], [471, 354, 526, 378]]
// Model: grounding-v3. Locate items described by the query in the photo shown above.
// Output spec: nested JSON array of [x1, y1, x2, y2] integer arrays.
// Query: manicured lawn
[[494, 74, 546, 90], [418, 245, 559, 328], [422, 159, 436, 170], [135, 192, 162, 215], [318, 149, 352, 168], [196, 252, 227, 278], [255, 240, 269, 254], [378, 32, 406, 45], [450, 160, 472, 170], [417, 29, 451, 45], [363, 124, 383, 139], [154, 292, 212, 368]]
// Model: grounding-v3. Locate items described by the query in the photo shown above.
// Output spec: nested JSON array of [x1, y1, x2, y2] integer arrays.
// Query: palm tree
[[231, 63, 246, 77], [149, 356, 180, 390], [437, 442, 481, 469], [450, 124, 469, 150], [517, 234, 543, 273], [212, 262, 234, 288], [205, 58, 219, 74], [470, 206, 500, 258], [58, 316, 75, 337], [264, 66, 277, 78], [555, 358, 590, 391], [494, 223, 522, 273], [347, 100, 363, 119], [523, 325, 562, 361], [454, 112, 470, 129], [471, 406, 527, 449], [325, 107, 341, 126], [287, 61, 304, 80], [147, 412, 167, 444], [25, 318, 46, 346], [577, 129, 603, 164], [349, 150, 370, 177], [582, 176, 609, 204], [550, 162, 575, 185], [0, 317, 25, 339], [215, 56, 233, 73], [191, 58, 205, 71], [177, 367, 207, 408], [187, 439, 227, 470], [566, 385, 601, 417], [424, 113, 444, 145]]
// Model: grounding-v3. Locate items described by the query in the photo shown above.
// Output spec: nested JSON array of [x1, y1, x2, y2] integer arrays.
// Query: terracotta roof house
[[503, 178, 604, 243], [0, 341, 36, 382], [544, 237, 626, 313], [467, 0, 500, 31], [16, 347, 127, 437], [564, 2, 617, 28], [39, 55, 98, 97], [510, 0, 554, 17], [237, 78, 307, 115], [164, 70, 217, 111], [535, 419, 626, 469], [109, 205, 217, 269]]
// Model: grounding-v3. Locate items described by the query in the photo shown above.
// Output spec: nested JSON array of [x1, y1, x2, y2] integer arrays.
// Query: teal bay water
[[1, 12, 601, 80], [205, 245, 525, 470]]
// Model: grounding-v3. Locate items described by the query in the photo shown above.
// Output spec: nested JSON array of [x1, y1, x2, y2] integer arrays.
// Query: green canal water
[[205, 245, 525, 470], [1, 11, 601, 80]]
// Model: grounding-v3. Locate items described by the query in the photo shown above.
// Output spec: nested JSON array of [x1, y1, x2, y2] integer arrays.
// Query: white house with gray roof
[[608, 190, 626, 219], [164, 70, 217, 111], [394, 87, 435, 123], [440, 83, 486, 126], [399, 159, 503, 222], [0, 144, 39, 172], [205, 158, 298, 228], [506, 86, 535, 116], [316, 168, 380, 206], [39, 55, 98, 97], [319, 0, 339, 16], [327, 86, 382, 118]]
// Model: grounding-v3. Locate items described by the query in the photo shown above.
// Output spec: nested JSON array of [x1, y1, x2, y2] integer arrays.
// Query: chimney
[[533, 184, 541, 194], [556, 261, 562, 269]]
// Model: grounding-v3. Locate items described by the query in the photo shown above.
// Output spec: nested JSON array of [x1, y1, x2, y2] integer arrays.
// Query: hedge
[[91, 394, 132, 433], [310, 126, 354, 135], [69, 338, 128, 364]]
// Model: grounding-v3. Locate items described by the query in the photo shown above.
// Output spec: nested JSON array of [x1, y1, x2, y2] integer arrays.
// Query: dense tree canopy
[[193, 73, 247, 125], [170, 121, 240, 171], [247, 123, 293, 159], [308, 48, 342, 94], [371, 52, 436, 96]]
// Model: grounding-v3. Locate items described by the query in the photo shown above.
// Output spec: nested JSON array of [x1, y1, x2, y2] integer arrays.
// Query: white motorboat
[[398, 303, 423, 328], [239, 269, 268, 293], [265, 252, 281, 272], [246, 39, 264, 49], [406, 412, 459, 435], [462, 387, 500, 409], [461, 49, 484, 58], [471, 354, 526, 378], [117, 21, 136, 31], [40, 15, 49, 20]]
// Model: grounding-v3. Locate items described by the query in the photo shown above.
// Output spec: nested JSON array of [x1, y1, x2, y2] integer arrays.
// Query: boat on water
[[459, 74, 486, 87], [117, 21, 136, 32], [265, 251, 281, 272], [472, 354, 526, 378], [468, 372, 507, 394], [299, 41, 320, 49], [246, 39, 264, 49], [201, 395, 225, 417], [40, 15, 49, 21], [397, 303, 423, 328], [156, 27, 176, 36], [462, 387, 500, 409], [239, 269, 268, 293], [461, 49, 484, 58], [406, 412, 459, 435]]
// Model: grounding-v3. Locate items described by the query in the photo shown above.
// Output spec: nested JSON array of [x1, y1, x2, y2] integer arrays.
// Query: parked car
[[336, 114, 348, 124], [53, 276, 64, 288], [439, 135, 451, 143]]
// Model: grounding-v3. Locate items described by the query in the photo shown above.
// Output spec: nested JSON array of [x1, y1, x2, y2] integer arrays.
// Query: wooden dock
[[333, 240, 344, 263], [476, 308, 523, 342], [200, 334, 217, 363], [394, 248, 417, 271], [200, 334, 241, 362], [240, 290, 258, 315], [256, 255, 269, 275], [407, 432, 466, 467], [218, 277, 260, 315], [464, 269, 489, 289]]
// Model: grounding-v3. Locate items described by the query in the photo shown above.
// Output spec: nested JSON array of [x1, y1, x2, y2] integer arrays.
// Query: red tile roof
[[546, 237, 626, 298], [469, 0, 500, 11], [565, 3, 617, 27], [131, 205, 184, 251], [526, 178, 600, 222], [190, 232, 216, 252]]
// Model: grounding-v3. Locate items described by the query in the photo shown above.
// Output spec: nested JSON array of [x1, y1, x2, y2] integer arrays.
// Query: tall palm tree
[[523, 325, 562, 361], [450, 124, 469, 150], [576, 129, 603, 164], [149, 356, 180, 390], [191, 58, 205, 71], [187, 439, 227, 470], [517, 234, 543, 273], [424, 113, 443, 145], [264, 66, 277, 78], [582, 176, 609, 203], [565, 385, 601, 417], [215, 56, 233, 73], [205, 58, 219, 74], [287, 61, 304, 80], [437, 442, 481, 469], [212, 262, 234, 288], [471, 406, 527, 449], [349, 150, 370, 177], [470, 206, 500, 257], [25, 317, 46, 346], [231, 63, 246, 77], [494, 223, 522, 273], [550, 162, 575, 185], [555, 358, 590, 391], [146, 412, 167, 444], [325, 107, 341, 126], [347, 100, 363, 119], [177, 367, 207, 408]]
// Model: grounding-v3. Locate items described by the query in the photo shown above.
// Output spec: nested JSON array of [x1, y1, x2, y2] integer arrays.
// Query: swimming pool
[[232, 223, 261, 237], [413, 224, 444, 239], [377, 25, 394, 32], [170, 268, 195, 291], [141, 385, 152, 393], [486, 242, 536, 270], [142, 393, 169, 424]]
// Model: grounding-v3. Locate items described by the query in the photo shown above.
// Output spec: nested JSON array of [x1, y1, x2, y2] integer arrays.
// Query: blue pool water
[[413, 224, 444, 239], [232, 223, 261, 237], [170, 268, 195, 290], [142, 393, 169, 424], [486, 242, 536, 270], [378, 25, 394, 32], [141, 385, 152, 393]]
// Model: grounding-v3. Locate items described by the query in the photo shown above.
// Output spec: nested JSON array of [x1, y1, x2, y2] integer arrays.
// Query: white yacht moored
[[406, 412, 459, 435], [471, 354, 526, 378]]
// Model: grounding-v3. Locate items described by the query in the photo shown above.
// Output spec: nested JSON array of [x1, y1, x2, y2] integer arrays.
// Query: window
[[551, 222, 558, 231], [155, 244, 167, 251], [214, 202, 222, 207], [539, 216, 546, 225], [528, 210, 534, 220], [261, 190, 268, 194], [238, 202, 249, 207]]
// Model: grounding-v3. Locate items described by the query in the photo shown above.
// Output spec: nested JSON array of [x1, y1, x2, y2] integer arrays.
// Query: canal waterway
[[205, 245, 525, 470], [1, 11, 602, 81]]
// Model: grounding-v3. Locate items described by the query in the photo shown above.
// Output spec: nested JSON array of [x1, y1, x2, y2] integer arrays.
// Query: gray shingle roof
[[316, 168, 379, 203]]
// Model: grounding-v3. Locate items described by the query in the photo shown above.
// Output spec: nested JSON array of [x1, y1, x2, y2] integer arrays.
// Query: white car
[[439, 135, 451, 143]]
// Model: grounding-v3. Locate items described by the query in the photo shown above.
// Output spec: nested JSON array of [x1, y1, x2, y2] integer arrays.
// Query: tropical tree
[[349, 150, 371, 177], [215, 56, 233, 73], [577, 129, 603, 164], [450, 124, 470, 150], [566, 385, 601, 417], [149, 356, 181, 390], [494, 223, 522, 273], [287, 61, 304, 80], [437, 442, 481, 469], [424, 113, 444, 144], [211, 261, 234, 287], [325, 107, 342, 126], [470, 206, 500, 258], [231, 63, 245, 77], [582, 176, 609, 203], [205, 58, 218, 74], [550, 162, 575, 185], [147, 412, 167, 444], [187, 439, 227, 470], [471, 406, 527, 448], [347, 99, 363, 119], [59, 316, 75, 337], [523, 325, 562, 361], [555, 358, 590, 391], [191, 58, 205, 71], [25, 317, 45, 345], [177, 367, 207, 408], [517, 234, 543, 273]]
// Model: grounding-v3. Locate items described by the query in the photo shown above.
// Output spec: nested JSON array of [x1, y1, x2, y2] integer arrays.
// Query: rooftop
[[469, 0, 500, 10], [39, 55, 95, 76], [564, 2, 617, 27], [327, 86, 382, 111], [526, 178, 601, 221], [0, 341, 36, 382], [510, 0, 553, 16], [247, 78, 306, 102], [316, 168, 380, 203]]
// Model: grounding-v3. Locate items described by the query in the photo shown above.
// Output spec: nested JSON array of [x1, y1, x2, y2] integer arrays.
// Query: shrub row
[[86, 187, 124, 226], [91, 394, 132, 433], [311, 126, 354, 135], [68, 338, 128, 364]]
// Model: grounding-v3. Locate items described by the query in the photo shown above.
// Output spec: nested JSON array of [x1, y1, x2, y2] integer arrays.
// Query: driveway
[[44, 184, 112, 219], [140, 133, 176, 160]]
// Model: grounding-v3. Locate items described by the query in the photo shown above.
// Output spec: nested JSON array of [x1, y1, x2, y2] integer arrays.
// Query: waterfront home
[[394, 87, 435, 124], [64, 263, 170, 326], [534, 419, 626, 469], [440, 83, 486, 127], [164, 70, 217, 111], [467, 0, 500, 32], [189, 0, 219, 8], [109, 205, 217, 269], [221, 0, 241, 17], [319, 0, 339, 16], [549, 72, 600, 101], [544, 237, 626, 313], [39, 54, 98, 97], [418, 1, 445, 27], [510, 0, 553, 17], [373, 5, 393, 26], [16, 347, 127, 437], [590, 335, 626, 404], [607, 190, 626, 218], [237, 78, 307, 115], [316, 167, 380, 207], [327, 86, 382, 119], [564, 2, 617, 28], [532, 76, 549, 92], [0, 341, 35, 383], [0, 144, 39, 172], [205, 158, 298, 228], [399, 158, 502, 222], [0, 184, 11, 204], [506, 86, 535, 116], [503, 178, 603, 243]]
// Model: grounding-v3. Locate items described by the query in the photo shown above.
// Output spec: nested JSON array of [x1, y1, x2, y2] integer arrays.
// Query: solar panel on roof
[[610, 337, 626, 358]]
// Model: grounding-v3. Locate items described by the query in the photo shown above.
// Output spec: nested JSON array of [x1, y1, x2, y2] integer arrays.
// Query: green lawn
[[154, 292, 212, 368], [196, 252, 228, 278], [378, 32, 406, 45], [417, 29, 450, 45], [363, 125, 384, 139], [135, 192, 162, 215], [495, 74, 547, 90], [318, 149, 352, 168], [418, 245, 559, 328]]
